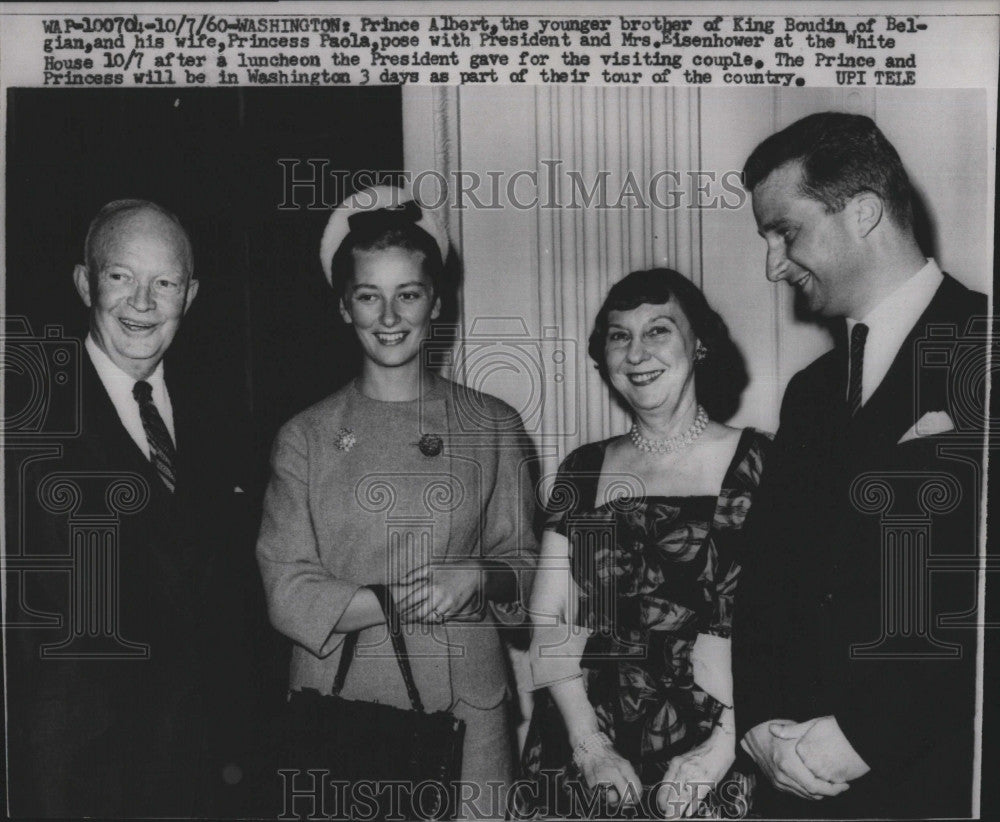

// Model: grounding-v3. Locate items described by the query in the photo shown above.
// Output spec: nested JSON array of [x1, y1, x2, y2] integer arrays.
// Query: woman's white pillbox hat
[[319, 184, 450, 286]]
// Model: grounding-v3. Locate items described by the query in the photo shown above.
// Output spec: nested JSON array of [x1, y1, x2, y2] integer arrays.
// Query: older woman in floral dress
[[520, 269, 767, 819]]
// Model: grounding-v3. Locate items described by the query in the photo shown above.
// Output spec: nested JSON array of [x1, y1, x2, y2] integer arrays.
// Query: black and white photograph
[[1, 2, 996, 820]]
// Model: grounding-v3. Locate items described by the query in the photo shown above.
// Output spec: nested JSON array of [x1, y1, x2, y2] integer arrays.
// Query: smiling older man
[[7, 200, 252, 817]]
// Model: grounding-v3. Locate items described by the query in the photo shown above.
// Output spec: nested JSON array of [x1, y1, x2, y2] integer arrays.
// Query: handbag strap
[[330, 584, 426, 713]]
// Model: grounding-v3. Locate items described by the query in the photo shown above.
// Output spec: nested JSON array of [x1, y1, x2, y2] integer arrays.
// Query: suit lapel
[[165, 368, 196, 494], [803, 341, 851, 446], [163, 364, 224, 605], [78, 350, 216, 638], [829, 324, 851, 420]]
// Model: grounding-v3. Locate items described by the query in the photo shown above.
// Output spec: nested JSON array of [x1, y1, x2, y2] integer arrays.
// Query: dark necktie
[[848, 322, 869, 416], [132, 380, 176, 492]]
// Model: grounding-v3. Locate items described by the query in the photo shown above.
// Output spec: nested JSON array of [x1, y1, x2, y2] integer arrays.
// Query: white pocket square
[[898, 411, 955, 444]]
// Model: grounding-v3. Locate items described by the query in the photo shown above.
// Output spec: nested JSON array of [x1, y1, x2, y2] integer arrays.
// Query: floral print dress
[[518, 428, 769, 818]]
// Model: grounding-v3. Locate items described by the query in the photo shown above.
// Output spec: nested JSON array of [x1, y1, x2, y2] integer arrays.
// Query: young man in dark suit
[[6, 200, 257, 817], [733, 113, 987, 818]]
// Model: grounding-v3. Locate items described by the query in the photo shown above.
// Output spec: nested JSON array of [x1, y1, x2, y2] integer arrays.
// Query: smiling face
[[339, 247, 441, 373], [752, 161, 865, 318], [604, 299, 699, 414], [74, 207, 198, 381]]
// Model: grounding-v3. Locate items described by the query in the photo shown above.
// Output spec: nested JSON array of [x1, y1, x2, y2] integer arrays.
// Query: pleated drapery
[[404, 87, 706, 484]]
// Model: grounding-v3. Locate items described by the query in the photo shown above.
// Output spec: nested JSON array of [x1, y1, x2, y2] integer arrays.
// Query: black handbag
[[274, 585, 465, 821]]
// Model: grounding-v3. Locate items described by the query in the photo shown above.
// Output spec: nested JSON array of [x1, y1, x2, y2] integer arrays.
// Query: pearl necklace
[[629, 405, 709, 454]]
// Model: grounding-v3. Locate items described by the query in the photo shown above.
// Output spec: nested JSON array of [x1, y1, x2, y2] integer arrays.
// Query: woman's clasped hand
[[392, 560, 488, 624]]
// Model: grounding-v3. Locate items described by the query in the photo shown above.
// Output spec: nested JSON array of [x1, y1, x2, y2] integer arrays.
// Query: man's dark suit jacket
[[5, 349, 265, 818], [734, 274, 987, 818]]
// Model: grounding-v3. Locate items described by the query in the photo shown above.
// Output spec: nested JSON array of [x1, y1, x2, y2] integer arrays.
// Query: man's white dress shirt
[[846, 258, 943, 406]]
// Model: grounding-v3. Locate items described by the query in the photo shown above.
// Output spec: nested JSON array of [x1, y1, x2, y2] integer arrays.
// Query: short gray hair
[[84, 199, 194, 277]]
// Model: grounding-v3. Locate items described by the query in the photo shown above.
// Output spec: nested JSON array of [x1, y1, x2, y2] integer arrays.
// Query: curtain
[[533, 87, 704, 479]]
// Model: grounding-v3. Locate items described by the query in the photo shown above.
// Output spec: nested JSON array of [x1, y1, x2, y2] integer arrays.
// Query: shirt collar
[[848, 258, 943, 330], [844, 259, 944, 405]]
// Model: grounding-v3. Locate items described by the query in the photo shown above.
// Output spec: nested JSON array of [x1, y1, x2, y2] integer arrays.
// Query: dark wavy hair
[[328, 207, 446, 303], [743, 111, 914, 229], [587, 268, 748, 421]]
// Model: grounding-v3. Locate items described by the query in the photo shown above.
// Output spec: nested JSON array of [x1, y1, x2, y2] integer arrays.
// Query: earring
[[695, 342, 708, 362]]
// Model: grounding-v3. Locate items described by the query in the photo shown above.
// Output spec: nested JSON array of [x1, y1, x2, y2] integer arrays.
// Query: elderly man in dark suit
[[733, 113, 986, 818], [6, 200, 256, 817]]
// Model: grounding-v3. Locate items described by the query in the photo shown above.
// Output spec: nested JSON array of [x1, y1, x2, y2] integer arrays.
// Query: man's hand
[[741, 719, 850, 800], [770, 716, 870, 784]]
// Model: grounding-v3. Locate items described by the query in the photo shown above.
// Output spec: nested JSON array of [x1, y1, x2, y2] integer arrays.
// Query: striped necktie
[[132, 380, 176, 492], [847, 323, 869, 416]]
